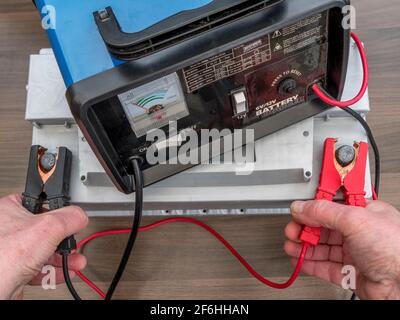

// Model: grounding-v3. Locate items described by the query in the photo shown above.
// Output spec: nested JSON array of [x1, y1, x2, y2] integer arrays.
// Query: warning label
[[282, 14, 323, 37], [182, 12, 327, 93], [183, 37, 272, 93]]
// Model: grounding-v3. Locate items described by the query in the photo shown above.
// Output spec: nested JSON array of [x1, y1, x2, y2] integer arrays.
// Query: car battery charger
[[34, 0, 351, 194]]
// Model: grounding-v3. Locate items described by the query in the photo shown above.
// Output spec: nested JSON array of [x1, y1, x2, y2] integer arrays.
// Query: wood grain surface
[[0, 0, 398, 300]]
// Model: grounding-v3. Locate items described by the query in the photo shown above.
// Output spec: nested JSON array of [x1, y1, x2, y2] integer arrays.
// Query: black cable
[[60, 157, 143, 301], [316, 87, 381, 195], [105, 158, 144, 300], [342, 107, 381, 195], [62, 253, 82, 300]]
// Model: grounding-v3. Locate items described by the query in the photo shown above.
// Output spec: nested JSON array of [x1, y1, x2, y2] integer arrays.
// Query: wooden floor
[[0, 0, 399, 300]]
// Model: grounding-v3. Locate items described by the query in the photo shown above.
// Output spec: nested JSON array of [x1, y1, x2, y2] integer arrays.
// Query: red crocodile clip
[[300, 138, 369, 246]]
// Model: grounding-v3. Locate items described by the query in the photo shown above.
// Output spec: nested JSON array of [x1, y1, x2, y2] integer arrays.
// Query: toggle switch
[[231, 89, 248, 115]]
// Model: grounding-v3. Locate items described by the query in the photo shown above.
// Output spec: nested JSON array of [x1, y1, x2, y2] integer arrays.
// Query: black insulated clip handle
[[22, 145, 77, 254]]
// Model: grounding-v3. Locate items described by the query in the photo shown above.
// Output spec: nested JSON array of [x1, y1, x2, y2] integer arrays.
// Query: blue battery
[[34, 0, 213, 87]]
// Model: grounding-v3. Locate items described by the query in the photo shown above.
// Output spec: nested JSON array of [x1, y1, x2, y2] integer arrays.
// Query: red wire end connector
[[300, 227, 322, 247]]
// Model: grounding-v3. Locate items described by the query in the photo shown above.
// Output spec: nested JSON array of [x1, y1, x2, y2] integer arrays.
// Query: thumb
[[291, 200, 365, 237], [40, 206, 89, 244]]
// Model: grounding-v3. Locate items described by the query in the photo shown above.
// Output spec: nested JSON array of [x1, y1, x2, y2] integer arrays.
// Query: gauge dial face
[[118, 73, 189, 137]]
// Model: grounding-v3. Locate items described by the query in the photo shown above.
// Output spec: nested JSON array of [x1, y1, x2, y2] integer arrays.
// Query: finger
[[322, 229, 343, 245], [285, 240, 343, 263], [8, 194, 23, 204], [292, 258, 344, 286], [1, 194, 27, 217], [365, 200, 394, 213], [40, 206, 89, 244], [291, 200, 365, 237], [30, 267, 77, 286], [47, 253, 87, 271], [285, 221, 343, 245], [284, 221, 302, 242]]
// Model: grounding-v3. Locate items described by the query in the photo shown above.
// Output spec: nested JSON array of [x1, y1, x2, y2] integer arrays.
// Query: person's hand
[[0, 194, 88, 300], [285, 199, 400, 300]]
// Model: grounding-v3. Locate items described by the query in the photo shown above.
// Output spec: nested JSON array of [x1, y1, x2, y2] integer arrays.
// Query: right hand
[[285, 199, 400, 300]]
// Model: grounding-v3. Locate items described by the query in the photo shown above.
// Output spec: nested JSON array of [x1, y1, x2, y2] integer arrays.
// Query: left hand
[[0, 194, 88, 299]]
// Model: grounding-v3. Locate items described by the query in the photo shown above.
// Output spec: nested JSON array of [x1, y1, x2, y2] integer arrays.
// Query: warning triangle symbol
[[274, 42, 283, 51], [272, 30, 282, 38]]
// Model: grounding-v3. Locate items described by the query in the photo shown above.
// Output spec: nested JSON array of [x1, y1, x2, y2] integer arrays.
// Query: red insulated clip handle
[[343, 142, 369, 208], [300, 138, 339, 246], [299, 139, 368, 246]]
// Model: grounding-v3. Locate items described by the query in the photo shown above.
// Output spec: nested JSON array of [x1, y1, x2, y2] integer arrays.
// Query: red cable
[[312, 32, 369, 108], [75, 217, 309, 298], [75, 271, 106, 299]]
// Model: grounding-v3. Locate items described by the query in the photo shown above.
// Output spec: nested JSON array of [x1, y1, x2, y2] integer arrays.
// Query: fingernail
[[291, 201, 305, 214]]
